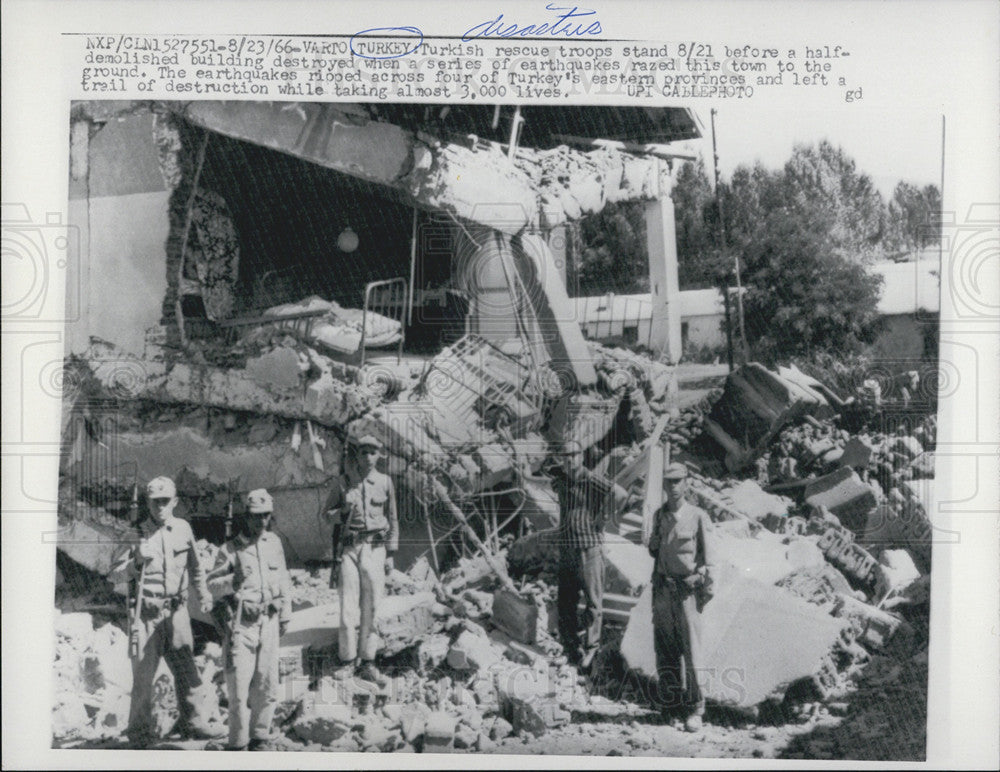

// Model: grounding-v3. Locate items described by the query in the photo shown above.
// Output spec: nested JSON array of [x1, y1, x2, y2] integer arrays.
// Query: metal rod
[[422, 500, 440, 574], [710, 109, 743, 367], [408, 208, 418, 328]]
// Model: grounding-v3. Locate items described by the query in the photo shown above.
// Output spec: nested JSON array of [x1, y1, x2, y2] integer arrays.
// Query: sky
[[677, 106, 945, 199]]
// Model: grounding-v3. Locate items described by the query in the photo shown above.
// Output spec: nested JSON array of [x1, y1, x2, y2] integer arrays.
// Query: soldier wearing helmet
[[208, 488, 291, 751], [110, 476, 219, 746]]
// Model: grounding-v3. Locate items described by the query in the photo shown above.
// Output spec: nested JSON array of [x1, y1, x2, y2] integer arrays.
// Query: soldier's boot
[[173, 694, 225, 740], [355, 660, 388, 686], [248, 738, 269, 751], [334, 656, 358, 680]]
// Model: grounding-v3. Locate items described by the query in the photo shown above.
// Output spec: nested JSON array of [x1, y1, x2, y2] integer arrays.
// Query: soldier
[[322, 434, 398, 683], [110, 476, 219, 746], [549, 440, 629, 671], [208, 489, 292, 751], [647, 462, 716, 732]]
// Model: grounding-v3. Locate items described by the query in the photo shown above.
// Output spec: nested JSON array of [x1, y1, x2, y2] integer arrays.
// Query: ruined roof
[[366, 105, 702, 148]]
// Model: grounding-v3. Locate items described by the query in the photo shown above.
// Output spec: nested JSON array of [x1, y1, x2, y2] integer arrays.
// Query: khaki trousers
[[338, 540, 385, 662], [224, 612, 280, 748], [128, 603, 202, 741]]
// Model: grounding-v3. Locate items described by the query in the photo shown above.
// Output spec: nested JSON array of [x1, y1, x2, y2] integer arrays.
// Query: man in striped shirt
[[550, 440, 629, 670]]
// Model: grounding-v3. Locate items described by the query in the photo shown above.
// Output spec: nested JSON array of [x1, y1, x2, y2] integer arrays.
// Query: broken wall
[[68, 111, 173, 355]]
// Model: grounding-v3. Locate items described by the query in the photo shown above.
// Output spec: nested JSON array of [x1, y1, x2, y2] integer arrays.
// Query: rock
[[876, 549, 922, 597], [418, 633, 452, 671], [406, 555, 437, 588], [447, 629, 503, 672], [839, 436, 874, 469], [491, 589, 539, 644], [245, 347, 304, 390], [477, 733, 497, 752], [488, 716, 514, 741], [361, 720, 399, 751], [423, 710, 456, 752], [454, 723, 479, 749], [399, 704, 429, 743], [497, 672, 568, 737], [908, 452, 935, 479], [292, 699, 352, 745], [890, 436, 923, 460]]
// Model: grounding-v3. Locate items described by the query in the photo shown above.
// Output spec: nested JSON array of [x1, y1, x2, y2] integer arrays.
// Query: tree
[[575, 200, 648, 295], [887, 181, 941, 252], [671, 158, 727, 289], [740, 207, 884, 363]]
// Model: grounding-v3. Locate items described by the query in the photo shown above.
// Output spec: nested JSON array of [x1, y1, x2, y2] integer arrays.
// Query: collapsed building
[[60, 99, 699, 570], [55, 101, 933, 755]]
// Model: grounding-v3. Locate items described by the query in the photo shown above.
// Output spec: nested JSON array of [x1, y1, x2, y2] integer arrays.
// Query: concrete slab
[[603, 539, 654, 596], [621, 574, 848, 708]]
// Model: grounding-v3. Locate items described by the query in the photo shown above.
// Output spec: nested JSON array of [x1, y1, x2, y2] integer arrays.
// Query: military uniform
[[208, 489, 291, 750], [324, 463, 398, 664], [110, 479, 212, 743], [648, 484, 716, 722]]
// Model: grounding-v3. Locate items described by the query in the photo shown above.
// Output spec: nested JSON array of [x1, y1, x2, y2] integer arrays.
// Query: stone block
[[292, 699, 352, 745], [399, 703, 430, 743], [423, 710, 456, 752], [805, 467, 878, 532], [491, 589, 539, 644], [454, 724, 479, 749], [839, 436, 874, 469], [447, 629, 504, 672], [488, 716, 514, 741]]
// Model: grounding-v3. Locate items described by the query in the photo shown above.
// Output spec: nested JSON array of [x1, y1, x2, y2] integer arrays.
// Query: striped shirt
[[551, 467, 627, 550]]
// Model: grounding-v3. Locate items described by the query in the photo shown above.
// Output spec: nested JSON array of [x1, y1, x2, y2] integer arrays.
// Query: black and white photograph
[[50, 97, 944, 759], [2, 1, 998, 769]]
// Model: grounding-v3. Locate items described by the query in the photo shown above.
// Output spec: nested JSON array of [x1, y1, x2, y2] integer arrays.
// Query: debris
[[292, 697, 353, 745], [833, 595, 910, 650], [620, 575, 849, 709], [491, 588, 540, 645], [839, 436, 874, 469], [816, 524, 880, 586], [423, 711, 456, 752], [447, 629, 504, 672], [804, 467, 879, 532], [703, 363, 831, 472]]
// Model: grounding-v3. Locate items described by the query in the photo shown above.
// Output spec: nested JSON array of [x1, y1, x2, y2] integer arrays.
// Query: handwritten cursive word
[[463, 4, 602, 41]]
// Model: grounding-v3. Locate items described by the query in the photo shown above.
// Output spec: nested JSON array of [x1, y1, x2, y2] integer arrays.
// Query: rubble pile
[[514, 145, 662, 227], [55, 321, 933, 756]]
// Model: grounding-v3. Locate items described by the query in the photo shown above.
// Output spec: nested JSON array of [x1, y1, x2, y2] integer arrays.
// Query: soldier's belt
[[343, 529, 385, 545], [138, 594, 185, 619]]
